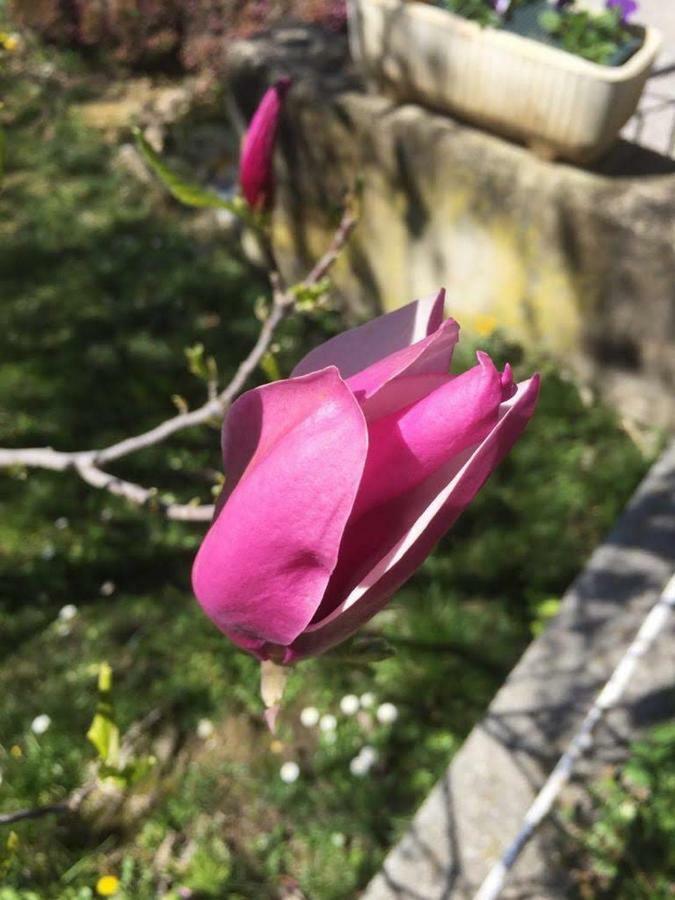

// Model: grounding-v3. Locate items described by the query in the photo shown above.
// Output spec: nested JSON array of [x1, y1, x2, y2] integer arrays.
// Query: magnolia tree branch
[[0, 205, 357, 520]]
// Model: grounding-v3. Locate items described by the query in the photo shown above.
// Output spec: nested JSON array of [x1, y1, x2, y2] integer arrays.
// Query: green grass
[[0, 31, 660, 900], [564, 721, 675, 899]]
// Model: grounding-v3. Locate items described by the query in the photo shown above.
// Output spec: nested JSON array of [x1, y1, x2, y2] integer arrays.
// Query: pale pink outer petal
[[347, 316, 460, 420], [292, 290, 447, 381], [191, 367, 368, 650], [287, 374, 541, 660], [309, 354, 503, 624]]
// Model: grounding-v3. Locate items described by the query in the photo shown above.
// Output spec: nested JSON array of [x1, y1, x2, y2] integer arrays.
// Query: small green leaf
[[86, 662, 120, 767], [133, 126, 239, 213], [539, 10, 562, 33], [260, 352, 281, 383]]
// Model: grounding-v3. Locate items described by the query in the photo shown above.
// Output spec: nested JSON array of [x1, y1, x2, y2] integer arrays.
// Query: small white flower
[[56, 623, 71, 637], [279, 761, 300, 783], [31, 714, 51, 735], [376, 702, 399, 725], [322, 730, 337, 745], [331, 832, 346, 848], [197, 718, 214, 739], [58, 604, 78, 622], [100, 581, 116, 597], [359, 692, 376, 709], [41, 544, 55, 561], [319, 714, 337, 732], [54, 517, 69, 530], [349, 754, 371, 776], [100, 508, 113, 522], [299, 706, 320, 728], [339, 694, 360, 716], [359, 745, 378, 766]]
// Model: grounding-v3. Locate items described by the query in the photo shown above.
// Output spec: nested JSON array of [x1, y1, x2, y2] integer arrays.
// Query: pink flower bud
[[239, 77, 291, 210], [192, 292, 540, 661]]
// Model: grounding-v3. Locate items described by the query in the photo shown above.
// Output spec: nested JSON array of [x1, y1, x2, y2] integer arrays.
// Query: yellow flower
[[0, 33, 19, 52], [474, 313, 498, 338], [96, 875, 120, 897], [9, 745, 22, 759]]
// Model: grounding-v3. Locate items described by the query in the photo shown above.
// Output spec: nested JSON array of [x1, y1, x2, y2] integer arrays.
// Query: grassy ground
[[0, 29, 661, 900]]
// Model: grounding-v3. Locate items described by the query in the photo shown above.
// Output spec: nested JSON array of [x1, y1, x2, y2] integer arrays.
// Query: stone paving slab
[[363, 443, 675, 899]]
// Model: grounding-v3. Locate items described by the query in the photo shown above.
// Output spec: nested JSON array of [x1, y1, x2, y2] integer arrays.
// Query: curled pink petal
[[240, 77, 291, 210], [192, 367, 367, 649], [288, 375, 541, 660]]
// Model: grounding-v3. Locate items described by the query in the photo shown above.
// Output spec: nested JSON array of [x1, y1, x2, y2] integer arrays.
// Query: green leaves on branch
[[133, 126, 248, 218], [185, 343, 218, 388]]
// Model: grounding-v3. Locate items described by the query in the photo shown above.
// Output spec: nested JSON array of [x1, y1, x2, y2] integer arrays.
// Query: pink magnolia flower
[[192, 291, 540, 663], [239, 77, 291, 210]]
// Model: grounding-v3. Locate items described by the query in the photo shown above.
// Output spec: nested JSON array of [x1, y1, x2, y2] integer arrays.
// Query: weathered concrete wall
[[228, 26, 675, 428]]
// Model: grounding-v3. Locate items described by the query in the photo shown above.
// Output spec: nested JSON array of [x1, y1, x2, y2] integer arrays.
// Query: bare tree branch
[[0, 203, 357, 519]]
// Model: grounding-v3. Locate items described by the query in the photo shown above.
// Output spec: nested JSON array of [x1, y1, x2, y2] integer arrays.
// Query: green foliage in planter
[[438, 0, 642, 66], [441, 0, 500, 28], [538, 6, 638, 66]]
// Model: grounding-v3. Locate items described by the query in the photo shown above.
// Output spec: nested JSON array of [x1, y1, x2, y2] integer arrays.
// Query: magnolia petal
[[192, 367, 368, 648], [310, 354, 503, 622], [292, 290, 447, 382], [347, 315, 460, 420], [289, 374, 540, 660]]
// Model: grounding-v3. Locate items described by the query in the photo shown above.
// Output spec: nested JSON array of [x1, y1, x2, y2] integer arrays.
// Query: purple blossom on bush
[[493, 0, 511, 14], [606, 0, 639, 22]]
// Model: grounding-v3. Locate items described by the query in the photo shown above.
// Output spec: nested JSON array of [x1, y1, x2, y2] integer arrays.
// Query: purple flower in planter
[[606, 0, 639, 22]]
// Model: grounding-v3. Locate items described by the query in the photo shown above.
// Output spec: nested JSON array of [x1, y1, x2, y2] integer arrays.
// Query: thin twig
[[473, 572, 675, 900], [0, 203, 357, 518], [0, 783, 94, 827]]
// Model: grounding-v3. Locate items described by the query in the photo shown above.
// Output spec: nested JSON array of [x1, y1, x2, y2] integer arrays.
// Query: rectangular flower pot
[[348, 0, 662, 162]]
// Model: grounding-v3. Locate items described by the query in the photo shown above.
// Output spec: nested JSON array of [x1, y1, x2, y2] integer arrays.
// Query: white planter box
[[348, 0, 662, 162]]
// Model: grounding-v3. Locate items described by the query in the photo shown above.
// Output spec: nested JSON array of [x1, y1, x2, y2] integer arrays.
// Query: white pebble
[[349, 754, 371, 776], [339, 694, 360, 716], [319, 714, 337, 732], [299, 706, 320, 728], [31, 714, 51, 735], [196, 718, 214, 739], [376, 702, 399, 725], [58, 604, 78, 622], [279, 761, 300, 784], [359, 692, 376, 709], [359, 745, 379, 766]]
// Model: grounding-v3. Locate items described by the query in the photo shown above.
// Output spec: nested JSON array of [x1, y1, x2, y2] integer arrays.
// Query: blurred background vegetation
[[0, 8, 672, 899]]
